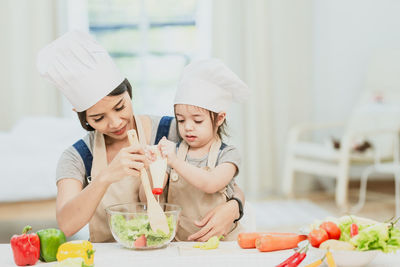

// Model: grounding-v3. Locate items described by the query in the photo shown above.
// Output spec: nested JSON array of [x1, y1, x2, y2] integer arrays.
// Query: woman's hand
[[100, 144, 147, 185], [188, 200, 239, 242], [159, 137, 177, 166]]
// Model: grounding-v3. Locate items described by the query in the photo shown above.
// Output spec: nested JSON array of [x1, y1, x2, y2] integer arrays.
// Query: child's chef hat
[[174, 59, 249, 113], [37, 30, 124, 112]]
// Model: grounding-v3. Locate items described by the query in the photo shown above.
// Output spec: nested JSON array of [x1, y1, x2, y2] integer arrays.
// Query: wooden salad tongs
[[127, 129, 170, 235]]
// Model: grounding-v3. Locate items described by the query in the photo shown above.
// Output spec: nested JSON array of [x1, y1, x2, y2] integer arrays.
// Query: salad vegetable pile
[[309, 215, 400, 252], [111, 214, 175, 248]]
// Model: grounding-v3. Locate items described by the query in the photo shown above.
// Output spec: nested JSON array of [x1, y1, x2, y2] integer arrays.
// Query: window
[[86, 0, 211, 116]]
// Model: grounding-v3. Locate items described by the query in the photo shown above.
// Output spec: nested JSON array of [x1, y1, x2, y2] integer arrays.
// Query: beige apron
[[169, 139, 243, 241], [88, 115, 147, 242]]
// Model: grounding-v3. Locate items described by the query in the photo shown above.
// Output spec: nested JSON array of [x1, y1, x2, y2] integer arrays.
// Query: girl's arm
[[171, 159, 236, 194], [56, 145, 146, 237], [159, 137, 237, 194]]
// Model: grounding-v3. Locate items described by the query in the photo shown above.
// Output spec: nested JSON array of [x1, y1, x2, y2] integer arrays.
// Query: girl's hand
[[187, 200, 239, 242], [101, 144, 147, 185], [159, 137, 177, 166]]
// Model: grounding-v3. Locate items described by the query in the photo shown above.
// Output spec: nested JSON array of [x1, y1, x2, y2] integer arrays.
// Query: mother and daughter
[[37, 30, 249, 242]]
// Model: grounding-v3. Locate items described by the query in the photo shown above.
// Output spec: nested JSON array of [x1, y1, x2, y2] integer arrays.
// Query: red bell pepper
[[10, 225, 40, 266]]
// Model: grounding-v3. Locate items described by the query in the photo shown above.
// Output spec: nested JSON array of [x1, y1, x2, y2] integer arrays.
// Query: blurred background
[[1, 0, 400, 242]]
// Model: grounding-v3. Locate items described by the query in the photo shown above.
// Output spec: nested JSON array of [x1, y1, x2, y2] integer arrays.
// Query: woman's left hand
[[188, 200, 239, 242]]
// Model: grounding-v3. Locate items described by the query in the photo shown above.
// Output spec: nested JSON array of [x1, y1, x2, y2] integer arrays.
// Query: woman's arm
[[56, 174, 110, 237], [57, 144, 146, 237], [188, 183, 245, 241]]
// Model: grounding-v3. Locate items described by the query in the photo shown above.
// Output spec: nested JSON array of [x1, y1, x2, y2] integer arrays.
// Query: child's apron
[[88, 115, 146, 242], [168, 139, 243, 241]]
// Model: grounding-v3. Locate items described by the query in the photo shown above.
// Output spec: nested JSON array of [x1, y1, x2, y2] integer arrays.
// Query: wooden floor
[[0, 199, 56, 220], [0, 199, 57, 243], [0, 180, 397, 243], [304, 180, 397, 221]]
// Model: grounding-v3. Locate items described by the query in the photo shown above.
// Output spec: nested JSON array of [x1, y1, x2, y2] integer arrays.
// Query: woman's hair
[[174, 105, 229, 140], [77, 78, 132, 131]]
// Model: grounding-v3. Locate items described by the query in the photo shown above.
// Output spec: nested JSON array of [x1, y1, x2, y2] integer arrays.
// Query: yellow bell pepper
[[305, 259, 323, 267], [326, 250, 336, 267], [305, 252, 326, 267], [56, 240, 95, 266]]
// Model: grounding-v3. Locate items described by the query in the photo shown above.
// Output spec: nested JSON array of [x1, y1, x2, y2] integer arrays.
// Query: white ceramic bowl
[[105, 203, 181, 249], [305, 242, 379, 267]]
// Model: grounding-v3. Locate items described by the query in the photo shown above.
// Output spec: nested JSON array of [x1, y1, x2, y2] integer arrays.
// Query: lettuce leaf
[[350, 223, 389, 252], [387, 226, 400, 253], [111, 214, 175, 247], [338, 216, 374, 242]]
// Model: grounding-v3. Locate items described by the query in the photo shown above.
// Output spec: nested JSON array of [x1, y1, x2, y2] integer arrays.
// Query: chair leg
[[336, 135, 352, 211], [351, 166, 374, 214], [336, 165, 350, 211]]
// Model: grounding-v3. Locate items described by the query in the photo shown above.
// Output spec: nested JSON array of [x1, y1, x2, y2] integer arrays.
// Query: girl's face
[[86, 92, 134, 141], [175, 104, 223, 148]]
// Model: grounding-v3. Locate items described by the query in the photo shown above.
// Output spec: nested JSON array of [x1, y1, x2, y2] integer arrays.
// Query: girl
[[157, 59, 249, 241], [37, 31, 244, 242]]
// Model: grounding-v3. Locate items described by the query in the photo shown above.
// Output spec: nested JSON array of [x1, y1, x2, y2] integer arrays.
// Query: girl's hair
[[77, 78, 132, 131], [174, 105, 229, 140]]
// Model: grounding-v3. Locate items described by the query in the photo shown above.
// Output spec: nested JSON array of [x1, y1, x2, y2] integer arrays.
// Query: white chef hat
[[36, 30, 124, 112], [174, 59, 249, 113]]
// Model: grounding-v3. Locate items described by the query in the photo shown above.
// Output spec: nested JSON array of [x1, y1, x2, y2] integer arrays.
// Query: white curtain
[[211, 0, 314, 198], [0, 0, 61, 131]]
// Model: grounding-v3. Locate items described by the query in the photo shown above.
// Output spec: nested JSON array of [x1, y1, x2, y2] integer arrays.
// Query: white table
[[2, 241, 400, 267]]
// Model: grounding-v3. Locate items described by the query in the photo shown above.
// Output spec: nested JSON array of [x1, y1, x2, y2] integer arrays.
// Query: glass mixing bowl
[[105, 202, 181, 249]]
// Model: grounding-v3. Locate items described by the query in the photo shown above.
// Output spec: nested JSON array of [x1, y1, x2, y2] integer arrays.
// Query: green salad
[[111, 214, 175, 247], [337, 216, 400, 253]]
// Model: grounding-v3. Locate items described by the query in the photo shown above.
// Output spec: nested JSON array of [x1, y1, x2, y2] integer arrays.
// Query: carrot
[[255, 233, 307, 252], [238, 232, 266, 248], [238, 232, 302, 249]]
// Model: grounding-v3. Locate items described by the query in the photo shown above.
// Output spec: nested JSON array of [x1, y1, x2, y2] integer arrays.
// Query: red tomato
[[134, 234, 147, 248], [308, 228, 329, 248], [350, 223, 359, 237], [319, 221, 341, 240]]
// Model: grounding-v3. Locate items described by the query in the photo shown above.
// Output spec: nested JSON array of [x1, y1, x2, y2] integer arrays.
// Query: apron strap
[[73, 139, 93, 182], [207, 138, 222, 169], [170, 141, 189, 182], [134, 115, 147, 146], [155, 116, 174, 145]]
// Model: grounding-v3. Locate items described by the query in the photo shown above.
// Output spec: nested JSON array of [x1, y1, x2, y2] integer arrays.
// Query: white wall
[[268, 0, 314, 193], [312, 0, 400, 123], [0, 0, 61, 131]]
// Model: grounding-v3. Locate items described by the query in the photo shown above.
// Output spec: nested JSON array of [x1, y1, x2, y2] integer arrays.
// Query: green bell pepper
[[36, 228, 66, 262]]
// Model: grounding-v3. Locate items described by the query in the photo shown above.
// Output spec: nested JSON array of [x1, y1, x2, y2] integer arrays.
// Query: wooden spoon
[[127, 129, 170, 235]]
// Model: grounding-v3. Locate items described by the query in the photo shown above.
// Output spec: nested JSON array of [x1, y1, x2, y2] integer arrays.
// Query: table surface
[[2, 241, 400, 267]]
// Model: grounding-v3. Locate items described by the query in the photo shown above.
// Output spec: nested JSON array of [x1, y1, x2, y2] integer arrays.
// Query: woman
[[37, 30, 244, 242]]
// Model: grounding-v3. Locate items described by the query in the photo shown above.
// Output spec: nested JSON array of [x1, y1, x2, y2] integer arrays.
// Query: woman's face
[[86, 91, 134, 141]]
